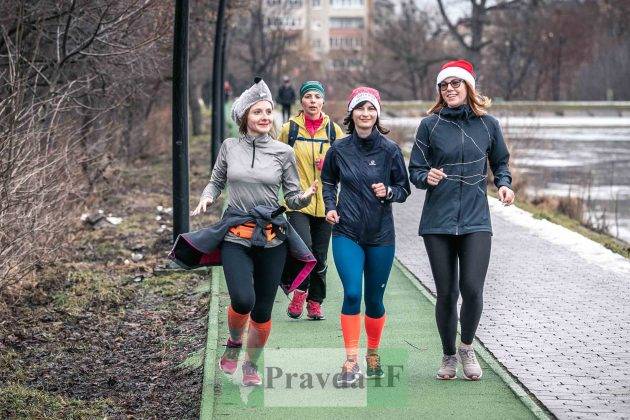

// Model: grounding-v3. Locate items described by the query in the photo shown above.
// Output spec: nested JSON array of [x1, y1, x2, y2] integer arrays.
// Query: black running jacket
[[322, 129, 410, 246]]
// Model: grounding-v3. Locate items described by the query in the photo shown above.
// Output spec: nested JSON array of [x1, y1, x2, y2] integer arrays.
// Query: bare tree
[[435, 0, 528, 66], [485, 2, 541, 99], [0, 0, 173, 289], [228, 0, 300, 91], [187, 0, 222, 136], [371, 1, 449, 99], [571, 0, 630, 100]]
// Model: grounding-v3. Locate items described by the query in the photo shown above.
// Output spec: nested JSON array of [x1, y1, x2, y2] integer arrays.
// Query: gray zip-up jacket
[[201, 133, 311, 247]]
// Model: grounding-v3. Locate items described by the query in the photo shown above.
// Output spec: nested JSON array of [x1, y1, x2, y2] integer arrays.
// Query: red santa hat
[[436, 59, 476, 90], [347, 86, 381, 116]]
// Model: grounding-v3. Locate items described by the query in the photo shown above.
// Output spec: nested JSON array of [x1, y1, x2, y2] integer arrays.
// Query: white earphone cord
[[414, 109, 493, 186]]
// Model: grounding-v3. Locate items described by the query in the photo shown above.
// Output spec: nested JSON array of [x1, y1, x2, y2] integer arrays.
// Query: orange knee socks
[[340, 314, 361, 360], [227, 305, 249, 344], [365, 314, 387, 351], [245, 319, 272, 364]]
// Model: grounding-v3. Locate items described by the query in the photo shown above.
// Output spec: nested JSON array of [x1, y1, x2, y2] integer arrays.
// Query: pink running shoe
[[287, 290, 307, 319], [219, 338, 241, 374], [306, 300, 325, 320], [242, 361, 262, 386]]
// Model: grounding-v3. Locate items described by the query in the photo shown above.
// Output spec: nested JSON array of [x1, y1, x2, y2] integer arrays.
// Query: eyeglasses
[[438, 79, 463, 91]]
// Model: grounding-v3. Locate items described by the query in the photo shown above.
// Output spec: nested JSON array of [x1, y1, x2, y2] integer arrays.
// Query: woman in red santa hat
[[408, 60, 515, 381]]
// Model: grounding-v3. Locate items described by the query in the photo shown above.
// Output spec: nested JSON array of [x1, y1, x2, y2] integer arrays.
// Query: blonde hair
[[428, 81, 491, 117]]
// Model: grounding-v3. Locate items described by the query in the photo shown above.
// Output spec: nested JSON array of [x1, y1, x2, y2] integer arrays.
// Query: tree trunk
[[468, 0, 484, 65], [189, 82, 204, 136]]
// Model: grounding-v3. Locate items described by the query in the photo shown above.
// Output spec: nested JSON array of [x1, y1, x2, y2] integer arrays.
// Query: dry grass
[[0, 134, 221, 418]]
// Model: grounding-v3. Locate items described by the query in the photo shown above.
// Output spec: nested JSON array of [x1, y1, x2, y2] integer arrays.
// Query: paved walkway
[[394, 189, 630, 420], [202, 252, 542, 418]]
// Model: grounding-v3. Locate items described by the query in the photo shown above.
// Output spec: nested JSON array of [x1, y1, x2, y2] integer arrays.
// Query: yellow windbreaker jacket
[[278, 112, 345, 217]]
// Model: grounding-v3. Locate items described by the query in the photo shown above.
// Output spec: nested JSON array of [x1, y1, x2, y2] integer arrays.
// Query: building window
[[329, 17, 364, 28], [287, 0, 303, 7], [285, 16, 303, 28], [331, 57, 363, 69], [329, 36, 363, 49], [311, 0, 321, 7], [267, 0, 281, 5], [312, 39, 322, 48], [330, 0, 364, 9], [267, 16, 303, 29]]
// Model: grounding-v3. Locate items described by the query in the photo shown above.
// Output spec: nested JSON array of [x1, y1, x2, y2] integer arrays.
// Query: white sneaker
[[436, 355, 458, 380], [457, 347, 482, 380]]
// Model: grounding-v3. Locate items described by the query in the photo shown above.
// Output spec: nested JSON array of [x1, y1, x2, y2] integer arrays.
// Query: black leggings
[[221, 241, 287, 323], [287, 211, 332, 303], [423, 232, 491, 356]]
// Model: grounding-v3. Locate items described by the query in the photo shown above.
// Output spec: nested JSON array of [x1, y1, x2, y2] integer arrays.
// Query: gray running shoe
[[436, 355, 458, 380], [457, 347, 482, 380], [336, 359, 363, 387]]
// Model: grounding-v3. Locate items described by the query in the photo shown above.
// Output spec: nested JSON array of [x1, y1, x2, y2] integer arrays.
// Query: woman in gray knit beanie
[[191, 77, 319, 386]]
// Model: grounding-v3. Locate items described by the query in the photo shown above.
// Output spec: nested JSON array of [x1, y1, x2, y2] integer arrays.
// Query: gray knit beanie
[[231, 77, 274, 124]]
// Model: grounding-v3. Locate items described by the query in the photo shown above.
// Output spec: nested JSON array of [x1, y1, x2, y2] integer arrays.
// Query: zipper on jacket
[[456, 125, 464, 235], [251, 138, 256, 168], [311, 136, 318, 215]]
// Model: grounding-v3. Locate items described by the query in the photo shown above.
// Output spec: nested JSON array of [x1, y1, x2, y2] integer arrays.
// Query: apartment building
[[265, 0, 372, 70]]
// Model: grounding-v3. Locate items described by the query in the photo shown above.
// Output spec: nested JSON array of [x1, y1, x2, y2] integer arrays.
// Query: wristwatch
[[386, 186, 393, 200]]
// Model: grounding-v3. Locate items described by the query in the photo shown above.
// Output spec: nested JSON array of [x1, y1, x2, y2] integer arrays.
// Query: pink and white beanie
[[347, 86, 381, 117]]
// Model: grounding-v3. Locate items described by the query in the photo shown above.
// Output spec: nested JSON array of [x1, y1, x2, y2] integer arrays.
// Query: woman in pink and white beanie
[[321, 86, 411, 386]]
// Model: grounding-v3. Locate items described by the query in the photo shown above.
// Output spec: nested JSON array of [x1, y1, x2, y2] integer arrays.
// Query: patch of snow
[[106, 216, 123, 225], [499, 116, 630, 128], [527, 182, 630, 200]]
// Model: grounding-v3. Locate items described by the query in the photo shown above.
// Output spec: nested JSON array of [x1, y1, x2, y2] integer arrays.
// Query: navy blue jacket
[[322, 129, 411, 246], [408, 105, 512, 236]]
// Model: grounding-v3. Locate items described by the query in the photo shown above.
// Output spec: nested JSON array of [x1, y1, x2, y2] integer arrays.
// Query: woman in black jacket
[[322, 86, 410, 386], [409, 60, 515, 381]]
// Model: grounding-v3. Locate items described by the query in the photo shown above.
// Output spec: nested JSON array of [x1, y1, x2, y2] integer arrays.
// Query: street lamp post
[[219, 29, 229, 142], [211, 0, 228, 166], [172, 0, 190, 242]]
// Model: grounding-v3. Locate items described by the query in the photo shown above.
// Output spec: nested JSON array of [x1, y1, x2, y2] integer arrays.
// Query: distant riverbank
[[378, 106, 630, 249]]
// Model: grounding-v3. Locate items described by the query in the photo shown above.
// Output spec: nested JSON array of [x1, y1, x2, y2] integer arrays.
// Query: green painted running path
[[200, 253, 545, 419]]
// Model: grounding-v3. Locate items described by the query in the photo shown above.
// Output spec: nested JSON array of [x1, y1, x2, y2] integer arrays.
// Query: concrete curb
[[394, 258, 553, 420], [199, 266, 222, 420]]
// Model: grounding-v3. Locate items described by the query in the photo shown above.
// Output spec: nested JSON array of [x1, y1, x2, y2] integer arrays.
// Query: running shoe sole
[[287, 309, 302, 319], [457, 352, 482, 381], [218, 358, 238, 375], [335, 374, 362, 387], [461, 372, 482, 381], [242, 378, 263, 386]]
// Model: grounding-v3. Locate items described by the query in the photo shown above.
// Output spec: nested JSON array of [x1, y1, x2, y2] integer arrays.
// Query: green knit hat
[[300, 80, 325, 98]]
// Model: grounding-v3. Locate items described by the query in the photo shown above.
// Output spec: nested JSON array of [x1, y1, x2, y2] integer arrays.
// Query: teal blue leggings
[[332, 235, 395, 318]]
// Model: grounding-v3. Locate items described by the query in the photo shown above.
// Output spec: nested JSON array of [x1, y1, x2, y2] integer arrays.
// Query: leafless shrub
[[0, 0, 173, 289]]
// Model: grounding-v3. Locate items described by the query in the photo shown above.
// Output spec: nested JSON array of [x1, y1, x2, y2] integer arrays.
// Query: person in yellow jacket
[[279, 80, 345, 320]]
